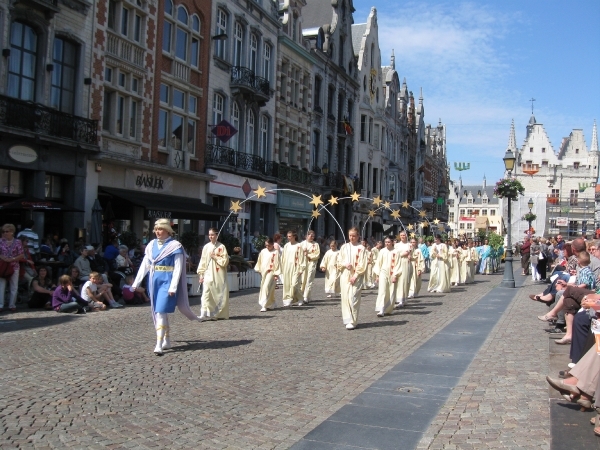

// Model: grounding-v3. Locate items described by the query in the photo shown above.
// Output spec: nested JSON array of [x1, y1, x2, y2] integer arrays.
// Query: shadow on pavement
[[0, 314, 80, 333], [398, 310, 432, 315], [171, 339, 254, 352], [358, 320, 408, 329], [228, 315, 276, 320]]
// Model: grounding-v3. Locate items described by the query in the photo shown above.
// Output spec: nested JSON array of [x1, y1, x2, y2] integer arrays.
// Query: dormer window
[[530, 147, 533, 152], [574, 162, 580, 169], [467, 198, 473, 204], [576, 149, 579, 154], [542, 147, 546, 153]]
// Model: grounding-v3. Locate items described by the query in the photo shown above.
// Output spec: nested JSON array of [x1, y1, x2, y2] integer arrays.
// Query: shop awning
[[475, 216, 489, 229], [99, 187, 227, 221]]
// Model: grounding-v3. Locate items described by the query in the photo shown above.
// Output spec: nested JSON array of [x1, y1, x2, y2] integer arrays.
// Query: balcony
[[271, 163, 311, 185], [205, 144, 271, 176], [15, 0, 59, 18], [230, 67, 271, 104], [0, 94, 98, 145]]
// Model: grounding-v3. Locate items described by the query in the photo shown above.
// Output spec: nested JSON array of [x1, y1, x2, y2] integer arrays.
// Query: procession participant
[[469, 239, 479, 283], [338, 227, 369, 329], [132, 219, 200, 356], [197, 227, 230, 320], [281, 230, 306, 307], [409, 237, 425, 298], [450, 240, 461, 286], [428, 234, 451, 293], [394, 231, 413, 307], [320, 240, 340, 298], [300, 230, 320, 305], [373, 236, 400, 316], [479, 239, 492, 275], [418, 237, 430, 273], [371, 241, 382, 287], [254, 238, 280, 312], [459, 241, 469, 284]]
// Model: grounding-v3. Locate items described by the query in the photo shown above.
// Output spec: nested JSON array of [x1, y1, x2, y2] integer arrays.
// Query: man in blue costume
[[132, 218, 200, 355]]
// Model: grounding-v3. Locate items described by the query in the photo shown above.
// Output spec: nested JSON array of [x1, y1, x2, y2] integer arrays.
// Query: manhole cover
[[435, 352, 453, 357], [396, 386, 423, 393]]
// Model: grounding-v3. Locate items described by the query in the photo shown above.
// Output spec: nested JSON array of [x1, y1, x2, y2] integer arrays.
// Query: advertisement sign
[[556, 217, 568, 226], [421, 196, 434, 204], [207, 169, 277, 204], [125, 169, 173, 193], [411, 200, 423, 209]]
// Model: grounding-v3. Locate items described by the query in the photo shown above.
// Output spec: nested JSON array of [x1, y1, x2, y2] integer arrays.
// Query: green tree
[[487, 231, 504, 250]]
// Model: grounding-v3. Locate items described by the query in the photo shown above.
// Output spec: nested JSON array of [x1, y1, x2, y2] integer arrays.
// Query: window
[[0, 169, 24, 195], [460, 209, 465, 215], [230, 101, 240, 150], [459, 223, 465, 229], [368, 117, 373, 143], [51, 38, 77, 114], [45, 175, 62, 199], [327, 85, 335, 117], [233, 22, 243, 67], [263, 44, 271, 81], [121, 6, 130, 36], [212, 93, 224, 127], [312, 130, 320, 170], [551, 189, 560, 198], [108, 0, 117, 30], [467, 209, 472, 215], [134, 13, 142, 42], [448, 199, 455, 207], [570, 189, 578, 206], [103, 67, 141, 139], [360, 115, 366, 141], [490, 210, 496, 216], [466, 223, 473, 230], [163, 0, 173, 51], [7, 22, 37, 101], [288, 128, 297, 165], [249, 35, 258, 73], [214, 9, 227, 59], [246, 109, 255, 154], [529, 147, 533, 152], [449, 212, 454, 222], [574, 162, 580, 169], [467, 198, 473, 204], [314, 76, 322, 109], [542, 160, 548, 166], [482, 198, 488, 204], [291, 67, 300, 105], [542, 147, 546, 153], [175, 7, 188, 61], [576, 148, 579, 154], [158, 85, 196, 153], [482, 209, 488, 215], [260, 115, 269, 159]]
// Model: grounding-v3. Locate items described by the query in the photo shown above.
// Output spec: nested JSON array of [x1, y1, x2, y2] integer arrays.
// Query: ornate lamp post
[[500, 149, 517, 288], [527, 197, 534, 233]]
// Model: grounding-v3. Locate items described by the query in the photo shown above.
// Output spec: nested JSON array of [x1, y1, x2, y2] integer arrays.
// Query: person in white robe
[[450, 241, 461, 286], [281, 230, 306, 307], [300, 230, 320, 305], [394, 231, 413, 307], [427, 235, 451, 293], [459, 241, 469, 284], [197, 227, 230, 319], [468, 239, 478, 283], [255, 238, 281, 311], [320, 241, 340, 297], [409, 237, 425, 298], [338, 227, 368, 330], [370, 241, 382, 288], [373, 236, 400, 316]]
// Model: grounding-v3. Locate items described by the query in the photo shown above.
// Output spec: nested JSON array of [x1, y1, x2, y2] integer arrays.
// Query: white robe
[[281, 242, 306, 306], [197, 242, 230, 319], [373, 247, 400, 314], [338, 242, 368, 326], [428, 243, 451, 293], [300, 240, 320, 301], [320, 249, 340, 294], [409, 248, 425, 298], [255, 248, 281, 309], [394, 241, 413, 303]]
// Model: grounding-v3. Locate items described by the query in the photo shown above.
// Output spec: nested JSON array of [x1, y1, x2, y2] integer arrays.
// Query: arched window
[[263, 43, 271, 81], [213, 93, 224, 127], [51, 37, 78, 114], [192, 15, 200, 33], [249, 34, 258, 73], [246, 109, 255, 154], [177, 5, 188, 25], [175, 6, 189, 60], [214, 8, 228, 59], [8, 22, 38, 101], [231, 101, 240, 150], [260, 115, 269, 159], [163, 0, 173, 51], [233, 22, 243, 67]]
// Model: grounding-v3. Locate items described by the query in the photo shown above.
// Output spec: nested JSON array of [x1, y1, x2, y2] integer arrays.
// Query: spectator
[[87, 246, 109, 283], [18, 235, 37, 287], [103, 239, 120, 268], [28, 266, 55, 309], [17, 220, 40, 260], [52, 275, 87, 314], [80, 272, 121, 309], [57, 242, 77, 276], [68, 266, 83, 293], [0, 223, 24, 312], [115, 245, 134, 274], [121, 274, 149, 304], [74, 246, 93, 281]]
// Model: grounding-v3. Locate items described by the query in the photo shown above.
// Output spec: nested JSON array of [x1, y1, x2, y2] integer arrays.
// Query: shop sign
[[421, 196, 433, 204], [147, 209, 172, 219], [126, 169, 173, 193], [8, 145, 38, 164], [211, 119, 238, 144], [556, 217, 568, 226], [207, 169, 277, 204], [411, 200, 423, 209]]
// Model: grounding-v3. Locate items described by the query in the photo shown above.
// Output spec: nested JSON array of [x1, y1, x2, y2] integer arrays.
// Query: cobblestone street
[[0, 272, 566, 449]]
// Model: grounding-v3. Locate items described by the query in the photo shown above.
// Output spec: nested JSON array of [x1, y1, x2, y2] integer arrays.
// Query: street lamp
[[527, 197, 534, 233], [501, 148, 517, 288]]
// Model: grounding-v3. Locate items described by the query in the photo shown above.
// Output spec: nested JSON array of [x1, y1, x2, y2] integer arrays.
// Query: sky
[[352, 0, 600, 185]]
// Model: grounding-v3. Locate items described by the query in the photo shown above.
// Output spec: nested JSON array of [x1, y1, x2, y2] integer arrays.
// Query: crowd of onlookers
[[522, 233, 600, 436], [0, 221, 149, 314]]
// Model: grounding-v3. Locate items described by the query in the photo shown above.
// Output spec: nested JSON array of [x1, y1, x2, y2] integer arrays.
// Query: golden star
[[254, 185, 267, 198], [433, 219, 440, 225], [401, 200, 410, 208], [383, 201, 391, 209], [419, 210, 427, 218], [372, 195, 382, 207], [421, 221, 428, 228], [328, 195, 338, 206], [407, 224, 414, 230], [310, 194, 324, 207], [368, 210, 376, 217], [350, 191, 360, 201], [311, 209, 321, 218], [390, 209, 401, 219], [230, 200, 242, 213], [410, 232, 416, 238]]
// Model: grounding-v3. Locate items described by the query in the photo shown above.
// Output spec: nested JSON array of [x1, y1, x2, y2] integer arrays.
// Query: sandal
[[594, 410, 600, 436], [538, 314, 556, 322]]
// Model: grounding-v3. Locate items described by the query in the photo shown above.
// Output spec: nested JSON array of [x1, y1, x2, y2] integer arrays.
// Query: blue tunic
[[151, 238, 183, 313]]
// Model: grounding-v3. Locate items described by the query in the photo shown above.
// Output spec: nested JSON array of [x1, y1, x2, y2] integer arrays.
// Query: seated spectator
[[27, 267, 56, 309], [115, 245, 134, 274], [74, 246, 93, 281], [68, 265, 83, 293], [57, 242, 77, 276], [229, 246, 252, 272], [103, 239, 120, 269], [131, 245, 145, 271], [121, 274, 149, 304], [87, 246, 110, 283], [81, 272, 122, 309], [52, 275, 87, 314]]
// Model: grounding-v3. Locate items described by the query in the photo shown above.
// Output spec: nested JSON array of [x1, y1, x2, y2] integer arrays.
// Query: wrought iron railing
[[273, 163, 311, 185], [0, 94, 97, 144], [205, 144, 271, 175], [323, 172, 346, 189], [231, 66, 271, 98]]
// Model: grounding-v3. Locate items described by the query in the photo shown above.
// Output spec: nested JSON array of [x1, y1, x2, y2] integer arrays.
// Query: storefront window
[[45, 174, 62, 199], [0, 169, 24, 195]]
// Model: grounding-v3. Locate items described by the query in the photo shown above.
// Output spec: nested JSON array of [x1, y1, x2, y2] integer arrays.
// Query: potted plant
[[522, 212, 537, 223], [493, 177, 525, 200]]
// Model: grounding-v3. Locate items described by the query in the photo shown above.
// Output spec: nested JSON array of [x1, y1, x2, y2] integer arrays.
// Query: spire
[[390, 49, 395, 70], [419, 87, 423, 104], [482, 174, 486, 189], [507, 119, 517, 152], [591, 120, 599, 153]]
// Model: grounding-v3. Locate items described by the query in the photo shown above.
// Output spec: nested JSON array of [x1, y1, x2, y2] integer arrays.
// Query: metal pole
[[501, 183, 516, 288]]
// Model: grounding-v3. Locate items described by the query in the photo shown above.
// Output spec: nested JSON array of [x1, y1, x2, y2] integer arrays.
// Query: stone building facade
[[0, 0, 99, 241]]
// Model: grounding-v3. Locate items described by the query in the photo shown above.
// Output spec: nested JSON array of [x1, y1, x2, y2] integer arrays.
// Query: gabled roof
[[302, 0, 332, 29], [351, 23, 366, 56]]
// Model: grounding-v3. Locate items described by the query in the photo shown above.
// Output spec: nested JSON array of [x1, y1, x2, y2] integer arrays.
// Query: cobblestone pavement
[[1, 272, 507, 449], [417, 276, 551, 450]]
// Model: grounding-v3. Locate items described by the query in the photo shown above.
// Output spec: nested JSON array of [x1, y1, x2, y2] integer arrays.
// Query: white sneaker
[[568, 363, 576, 369], [153, 344, 163, 356], [196, 315, 206, 322], [345, 323, 356, 330], [161, 337, 171, 350], [376, 312, 384, 317], [110, 300, 123, 308], [260, 307, 267, 312], [297, 301, 304, 306], [326, 294, 332, 298]]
